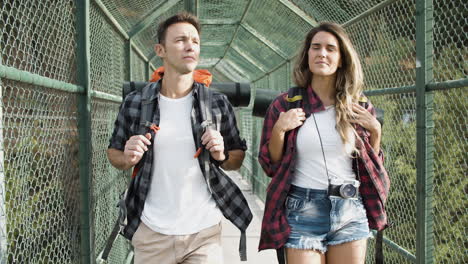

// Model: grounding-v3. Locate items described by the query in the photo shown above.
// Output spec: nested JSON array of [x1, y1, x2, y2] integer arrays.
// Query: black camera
[[328, 179, 360, 199]]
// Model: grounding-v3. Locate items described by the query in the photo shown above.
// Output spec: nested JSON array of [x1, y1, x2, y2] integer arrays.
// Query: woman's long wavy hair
[[293, 22, 363, 150]]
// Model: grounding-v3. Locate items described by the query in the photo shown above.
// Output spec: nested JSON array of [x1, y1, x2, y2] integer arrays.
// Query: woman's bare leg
[[326, 239, 367, 264], [286, 248, 326, 264]]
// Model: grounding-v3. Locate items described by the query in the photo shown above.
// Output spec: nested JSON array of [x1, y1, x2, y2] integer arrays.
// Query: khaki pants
[[132, 221, 223, 264]]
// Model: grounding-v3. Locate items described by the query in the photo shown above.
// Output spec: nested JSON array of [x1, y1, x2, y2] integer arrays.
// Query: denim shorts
[[284, 185, 372, 253]]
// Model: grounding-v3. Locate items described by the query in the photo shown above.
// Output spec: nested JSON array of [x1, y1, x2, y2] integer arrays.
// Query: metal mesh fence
[[99, 0, 166, 33], [370, 93, 418, 261], [2, 80, 81, 263], [131, 50, 147, 82], [90, 2, 128, 97], [433, 0, 467, 83], [90, 99, 131, 262], [346, 0, 417, 90], [0, 0, 77, 83], [89, 3, 133, 263], [432, 88, 467, 264], [292, 0, 384, 25], [0, 0, 466, 263], [137, 1, 186, 61]]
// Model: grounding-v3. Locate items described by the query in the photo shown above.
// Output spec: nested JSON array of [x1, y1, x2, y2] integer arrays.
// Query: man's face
[[155, 22, 200, 74]]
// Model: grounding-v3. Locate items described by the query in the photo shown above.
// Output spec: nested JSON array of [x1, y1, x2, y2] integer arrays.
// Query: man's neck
[[311, 75, 336, 106], [160, 68, 194, 98]]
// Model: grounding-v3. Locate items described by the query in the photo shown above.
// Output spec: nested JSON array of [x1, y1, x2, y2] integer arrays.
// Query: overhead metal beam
[[131, 42, 150, 62], [231, 45, 267, 73], [203, 41, 227, 46], [252, 52, 298, 83], [148, 52, 157, 63], [240, 23, 288, 59], [211, 66, 238, 82], [198, 58, 221, 68], [278, 0, 318, 27], [128, 0, 182, 39], [93, 0, 129, 39], [216, 59, 251, 81], [200, 19, 238, 25], [212, 0, 254, 70], [342, 0, 398, 28], [209, 67, 235, 82]]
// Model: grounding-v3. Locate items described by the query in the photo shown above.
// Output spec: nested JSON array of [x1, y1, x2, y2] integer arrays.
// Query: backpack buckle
[[201, 120, 213, 129]]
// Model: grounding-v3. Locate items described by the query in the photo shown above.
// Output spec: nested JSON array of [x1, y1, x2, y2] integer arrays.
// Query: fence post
[[77, 1, 93, 263], [415, 0, 434, 263], [185, 0, 198, 16], [146, 61, 150, 81], [0, 58, 5, 264], [126, 39, 133, 82]]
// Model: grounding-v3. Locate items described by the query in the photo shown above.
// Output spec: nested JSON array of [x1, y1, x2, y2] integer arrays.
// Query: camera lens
[[340, 184, 357, 198]]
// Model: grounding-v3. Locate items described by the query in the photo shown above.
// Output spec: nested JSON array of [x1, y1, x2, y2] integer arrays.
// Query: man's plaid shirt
[[258, 86, 390, 251], [108, 81, 250, 242]]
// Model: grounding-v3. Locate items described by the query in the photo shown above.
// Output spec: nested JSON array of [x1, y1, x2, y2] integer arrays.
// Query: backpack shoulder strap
[[285, 86, 304, 109], [198, 83, 214, 131], [139, 82, 157, 134]]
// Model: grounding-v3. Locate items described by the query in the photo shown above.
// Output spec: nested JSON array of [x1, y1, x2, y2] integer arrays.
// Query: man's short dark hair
[[156, 12, 201, 44]]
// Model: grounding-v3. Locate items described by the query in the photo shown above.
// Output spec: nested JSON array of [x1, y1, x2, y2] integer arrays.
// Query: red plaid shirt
[[258, 86, 390, 251]]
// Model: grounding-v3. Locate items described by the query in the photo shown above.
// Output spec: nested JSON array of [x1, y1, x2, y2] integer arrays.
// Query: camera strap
[[310, 111, 331, 190]]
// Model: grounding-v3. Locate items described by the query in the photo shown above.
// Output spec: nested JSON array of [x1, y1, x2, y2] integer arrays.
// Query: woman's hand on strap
[[273, 108, 306, 134], [268, 108, 306, 163]]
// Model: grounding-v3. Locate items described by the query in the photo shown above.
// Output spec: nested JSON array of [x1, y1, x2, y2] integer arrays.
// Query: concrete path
[[221, 171, 276, 264]]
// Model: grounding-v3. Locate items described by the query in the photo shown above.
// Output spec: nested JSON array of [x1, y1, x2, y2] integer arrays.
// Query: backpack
[[102, 81, 252, 261]]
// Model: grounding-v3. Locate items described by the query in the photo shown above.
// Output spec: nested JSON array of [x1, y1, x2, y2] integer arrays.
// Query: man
[[107, 12, 251, 264]]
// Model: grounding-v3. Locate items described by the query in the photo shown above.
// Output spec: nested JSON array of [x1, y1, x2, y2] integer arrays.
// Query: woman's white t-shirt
[[292, 106, 357, 189]]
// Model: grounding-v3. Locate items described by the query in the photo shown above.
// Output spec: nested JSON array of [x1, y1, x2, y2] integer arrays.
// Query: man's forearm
[[220, 149, 245, 171], [107, 148, 132, 170]]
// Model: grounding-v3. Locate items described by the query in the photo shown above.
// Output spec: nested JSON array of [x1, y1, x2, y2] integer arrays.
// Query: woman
[[258, 22, 390, 264]]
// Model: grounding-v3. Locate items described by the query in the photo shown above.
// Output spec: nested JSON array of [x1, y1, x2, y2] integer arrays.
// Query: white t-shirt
[[141, 92, 221, 235], [292, 106, 356, 189]]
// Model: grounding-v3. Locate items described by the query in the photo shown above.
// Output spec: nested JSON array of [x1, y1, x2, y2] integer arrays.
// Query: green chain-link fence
[[0, 0, 466, 263]]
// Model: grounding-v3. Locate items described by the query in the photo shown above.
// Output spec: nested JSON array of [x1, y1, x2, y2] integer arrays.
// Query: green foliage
[[4, 129, 80, 263], [432, 87, 467, 264]]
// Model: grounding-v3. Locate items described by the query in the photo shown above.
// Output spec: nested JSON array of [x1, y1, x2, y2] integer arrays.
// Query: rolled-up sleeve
[[258, 97, 283, 178], [364, 98, 385, 164], [108, 92, 140, 151], [360, 97, 390, 199], [218, 95, 247, 152]]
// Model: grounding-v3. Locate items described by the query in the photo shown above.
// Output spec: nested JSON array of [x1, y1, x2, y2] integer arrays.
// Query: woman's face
[[308, 31, 342, 77]]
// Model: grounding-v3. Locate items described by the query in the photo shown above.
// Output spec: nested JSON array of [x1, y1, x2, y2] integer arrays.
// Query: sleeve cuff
[[210, 149, 230, 167], [108, 142, 125, 151]]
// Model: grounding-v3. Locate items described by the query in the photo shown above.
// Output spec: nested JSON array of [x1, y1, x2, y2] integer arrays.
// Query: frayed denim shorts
[[284, 185, 372, 253]]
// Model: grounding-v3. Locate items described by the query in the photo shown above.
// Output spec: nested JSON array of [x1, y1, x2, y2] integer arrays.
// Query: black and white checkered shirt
[[108, 81, 252, 258]]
